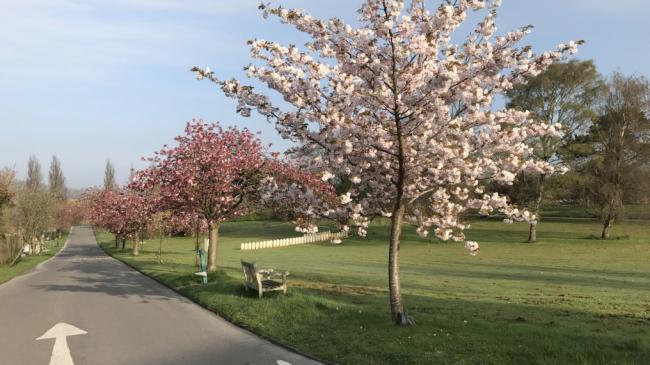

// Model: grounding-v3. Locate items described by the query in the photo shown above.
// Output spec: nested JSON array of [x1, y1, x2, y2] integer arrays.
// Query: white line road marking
[[277, 361, 293, 365], [36, 323, 88, 365]]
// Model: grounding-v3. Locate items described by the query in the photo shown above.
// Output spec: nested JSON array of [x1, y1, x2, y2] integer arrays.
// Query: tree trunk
[[528, 222, 538, 242], [40, 235, 44, 254], [132, 233, 139, 256], [121, 236, 126, 251], [207, 221, 220, 272], [115, 234, 120, 248], [388, 200, 411, 326], [29, 237, 36, 255], [602, 214, 613, 239], [528, 174, 546, 243], [158, 233, 164, 264], [386, 35, 412, 325], [195, 223, 200, 268]]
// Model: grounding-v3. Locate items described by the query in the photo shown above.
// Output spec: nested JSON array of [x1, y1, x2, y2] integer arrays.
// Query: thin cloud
[[0, 0, 243, 84]]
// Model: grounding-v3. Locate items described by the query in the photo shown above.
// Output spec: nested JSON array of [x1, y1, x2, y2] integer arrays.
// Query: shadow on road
[[31, 235, 185, 304]]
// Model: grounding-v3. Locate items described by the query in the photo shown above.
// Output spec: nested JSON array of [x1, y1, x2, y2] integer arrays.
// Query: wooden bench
[[241, 260, 289, 298]]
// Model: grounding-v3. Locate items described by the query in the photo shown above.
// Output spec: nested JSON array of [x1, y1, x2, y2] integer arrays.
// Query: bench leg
[[258, 290, 263, 299]]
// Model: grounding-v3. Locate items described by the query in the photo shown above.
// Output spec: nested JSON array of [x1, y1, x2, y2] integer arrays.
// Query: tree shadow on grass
[[441, 260, 650, 280], [346, 261, 650, 292], [171, 272, 650, 365]]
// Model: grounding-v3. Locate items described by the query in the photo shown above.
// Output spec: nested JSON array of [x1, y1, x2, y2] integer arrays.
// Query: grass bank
[[0, 233, 68, 285], [97, 220, 650, 365]]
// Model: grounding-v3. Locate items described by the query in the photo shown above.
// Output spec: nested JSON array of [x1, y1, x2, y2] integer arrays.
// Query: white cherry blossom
[[193, 0, 580, 325]]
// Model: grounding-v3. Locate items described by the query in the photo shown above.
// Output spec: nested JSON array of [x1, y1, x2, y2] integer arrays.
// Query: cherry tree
[[53, 201, 86, 235], [86, 188, 154, 255], [133, 120, 266, 272], [193, 0, 581, 325], [86, 189, 123, 248]]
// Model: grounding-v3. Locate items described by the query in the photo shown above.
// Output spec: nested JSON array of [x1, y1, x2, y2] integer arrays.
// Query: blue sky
[[1, 0, 648, 188]]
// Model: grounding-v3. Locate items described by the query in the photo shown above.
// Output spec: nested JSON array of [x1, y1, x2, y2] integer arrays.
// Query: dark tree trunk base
[[393, 312, 415, 326], [602, 212, 613, 239], [602, 223, 611, 239]]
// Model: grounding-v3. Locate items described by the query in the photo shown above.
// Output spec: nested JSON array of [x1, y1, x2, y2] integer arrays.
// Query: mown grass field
[[0, 233, 68, 285], [97, 219, 650, 365]]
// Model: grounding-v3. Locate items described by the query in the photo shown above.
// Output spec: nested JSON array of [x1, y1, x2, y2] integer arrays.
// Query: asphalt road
[[0, 226, 322, 365]]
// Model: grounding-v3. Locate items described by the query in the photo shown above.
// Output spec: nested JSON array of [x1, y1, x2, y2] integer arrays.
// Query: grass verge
[[97, 220, 650, 365]]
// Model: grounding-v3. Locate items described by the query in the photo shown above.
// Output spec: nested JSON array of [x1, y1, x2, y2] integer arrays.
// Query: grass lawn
[[96, 220, 650, 365], [0, 233, 69, 285]]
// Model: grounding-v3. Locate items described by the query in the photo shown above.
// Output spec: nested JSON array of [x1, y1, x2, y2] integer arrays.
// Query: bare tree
[[104, 159, 117, 191], [589, 73, 650, 238], [14, 187, 53, 253], [26, 156, 42, 190], [48, 155, 67, 201]]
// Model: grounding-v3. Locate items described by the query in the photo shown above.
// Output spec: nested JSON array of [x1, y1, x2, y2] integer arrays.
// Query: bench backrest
[[241, 260, 260, 288]]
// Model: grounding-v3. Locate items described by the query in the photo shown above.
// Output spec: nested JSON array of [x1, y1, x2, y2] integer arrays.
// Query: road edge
[[92, 228, 336, 365]]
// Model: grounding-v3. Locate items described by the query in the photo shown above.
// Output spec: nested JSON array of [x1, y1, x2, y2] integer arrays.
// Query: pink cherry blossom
[[84, 187, 156, 255], [132, 120, 267, 272]]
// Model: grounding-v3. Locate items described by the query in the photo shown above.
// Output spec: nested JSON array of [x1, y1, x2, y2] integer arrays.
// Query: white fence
[[240, 231, 348, 251]]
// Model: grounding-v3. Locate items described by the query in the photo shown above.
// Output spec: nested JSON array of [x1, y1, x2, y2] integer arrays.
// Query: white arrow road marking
[[36, 323, 88, 365]]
